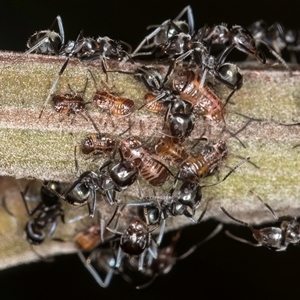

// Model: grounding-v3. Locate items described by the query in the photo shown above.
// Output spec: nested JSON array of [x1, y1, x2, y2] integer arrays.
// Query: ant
[[60, 33, 132, 64], [134, 223, 223, 289], [26, 15, 65, 55], [125, 186, 202, 238], [132, 5, 194, 55], [248, 20, 294, 70], [164, 97, 195, 143], [19, 181, 65, 246], [193, 24, 266, 64], [64, 144, 140, 217], [105, 205, 160, 271], [220, 191, 300, 251], [133, 66, 173, 114], [39, 31, 133, 119]]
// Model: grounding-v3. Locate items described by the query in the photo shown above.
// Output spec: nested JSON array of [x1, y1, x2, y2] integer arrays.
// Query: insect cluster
[[4, 5, 300, 289]]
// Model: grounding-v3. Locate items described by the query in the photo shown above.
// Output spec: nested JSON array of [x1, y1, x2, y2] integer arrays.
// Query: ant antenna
[[200, 157, 250, 189]]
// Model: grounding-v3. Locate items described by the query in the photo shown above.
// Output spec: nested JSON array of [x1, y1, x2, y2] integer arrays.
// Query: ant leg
[[88, 188, 97, 218], [19, 184, 44, 216], [155, 218, 166, 246], [54, 15, 65, 46], [174, 5, 194, 33], [133, 25, 168, 54], [138, 250, 147, 271], [220, 205, 252, 227], [115, 246, 124, 268], [78, 251, 114, 288], [177, 223, 223, 260], [224, 230, 262, 247]]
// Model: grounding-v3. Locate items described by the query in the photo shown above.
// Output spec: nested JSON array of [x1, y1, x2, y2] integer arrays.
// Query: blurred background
[[0, 0, 300, 298]]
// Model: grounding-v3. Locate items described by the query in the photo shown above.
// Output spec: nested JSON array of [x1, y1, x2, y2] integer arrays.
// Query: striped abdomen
[[93, 91, 134, 116], [155, 136, 188, 164]]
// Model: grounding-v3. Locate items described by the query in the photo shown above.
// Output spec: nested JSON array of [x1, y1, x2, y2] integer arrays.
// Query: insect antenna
[[200, 157, 250, 189]]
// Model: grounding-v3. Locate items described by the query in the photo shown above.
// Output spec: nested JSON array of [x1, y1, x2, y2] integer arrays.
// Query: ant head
[[252, 227, 284, 250], [110, 161, 139, 191], [230, 25, 266, 64], [282, 219, 300, 245], [177, 181, 202, 209], [97, 37, 125, 60]]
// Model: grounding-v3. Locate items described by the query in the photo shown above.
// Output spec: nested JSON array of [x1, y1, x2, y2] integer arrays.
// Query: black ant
[[220, 191, 300, 251], [126, 179, 208, 239], [248, 20, 294, 70], [38, 30, 133, 119], [26, 15, 65, 55], [132, 5, 194, 55], [19, 181, 65, 245], [105, 205, 160, 271], [165, 97, 195, 142], [64, 144, 140, 217]]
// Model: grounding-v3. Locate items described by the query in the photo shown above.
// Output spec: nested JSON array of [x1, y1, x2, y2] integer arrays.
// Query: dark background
[[0, 0, 300, 299]]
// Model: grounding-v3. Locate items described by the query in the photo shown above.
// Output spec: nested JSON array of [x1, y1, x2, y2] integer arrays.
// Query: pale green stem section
[[0, 51, 300, 269]]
